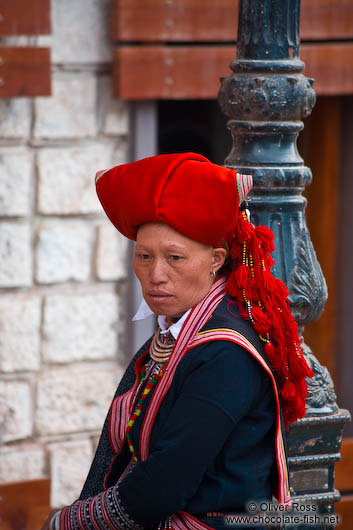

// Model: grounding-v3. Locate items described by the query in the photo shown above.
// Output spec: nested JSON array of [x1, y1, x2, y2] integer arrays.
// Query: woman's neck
[[166, 314, 184, 327]]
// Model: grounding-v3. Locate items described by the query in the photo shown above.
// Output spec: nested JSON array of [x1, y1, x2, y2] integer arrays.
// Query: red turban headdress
[[95, 152, 252, 247], [95, 152, 313, 428]]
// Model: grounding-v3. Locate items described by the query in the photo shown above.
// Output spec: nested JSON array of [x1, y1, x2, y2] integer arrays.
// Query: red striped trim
[[139, 277, 227, 460], [236, 172, 253, 203], [171, 512, 215, 530], [108, 350, 150, 454], [110, 391, 135, 454], [76, 502, 83, 530], [60, 506, 71, 530], [77, 503, 84, 530], [89, 499, 101, 530], [101, 490, 116, 529]]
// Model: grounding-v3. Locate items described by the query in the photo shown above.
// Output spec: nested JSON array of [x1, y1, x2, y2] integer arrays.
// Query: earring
[[210, 270, 216, 279]]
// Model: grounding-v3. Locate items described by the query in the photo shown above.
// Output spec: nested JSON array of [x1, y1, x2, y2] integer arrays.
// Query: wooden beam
[[335, 438, 353, 492], [335, 438, 353, 528], [0, 478, 50, 530], [301, 44, 353, 96], [111, 0, 353, 42], [0, 0, 51, 36], [111, 0, 239, 42], [336, 494, 353, 530], [0, 47, 51, 97], [113, 43, 353, 100], [114, 46, 231, 100], [301, 0, 353, 41]]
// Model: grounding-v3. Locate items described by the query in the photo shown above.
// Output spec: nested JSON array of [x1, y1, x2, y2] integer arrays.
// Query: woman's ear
[[211, 247, 228, 273]]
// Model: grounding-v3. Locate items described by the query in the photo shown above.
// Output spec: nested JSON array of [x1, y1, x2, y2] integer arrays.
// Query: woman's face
[[134, 223, 227, 320]]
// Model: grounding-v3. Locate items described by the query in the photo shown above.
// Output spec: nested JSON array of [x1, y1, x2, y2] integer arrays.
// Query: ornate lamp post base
[[288, 411, 350, 528]]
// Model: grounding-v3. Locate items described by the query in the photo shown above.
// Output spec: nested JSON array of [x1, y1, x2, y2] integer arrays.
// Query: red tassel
[[281, 381, 296, 399], [253, 321, 271, 337], [254, 225, 275, 252], [274, 278, 289, 298], [236, 216, 255, 242], [250, 305, 266, 323], [234, 264, 249, 289], [262, 269, 277, 291], [225, 272, 238, 297], [264, 341, 275, 359]]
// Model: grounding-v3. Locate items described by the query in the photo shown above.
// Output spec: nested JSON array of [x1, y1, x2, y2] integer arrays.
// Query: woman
[[47, 152, 313, 530]]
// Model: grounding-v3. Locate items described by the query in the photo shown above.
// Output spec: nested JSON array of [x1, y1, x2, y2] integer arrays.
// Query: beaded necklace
[[150, 327, 175, 362], [125, 328, 175, 462]]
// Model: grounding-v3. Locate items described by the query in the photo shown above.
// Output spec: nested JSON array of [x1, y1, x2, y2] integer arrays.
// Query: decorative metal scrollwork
[[288, 226, 328, 327], [302, 343, 338, 413]]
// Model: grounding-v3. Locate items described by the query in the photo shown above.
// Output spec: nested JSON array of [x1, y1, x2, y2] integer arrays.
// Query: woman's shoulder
[[200, 293, 266, 358], [176, 339, 272, 423], [176, 294, 273, 397], [173, 336, 267, 406], [185, 337, 266, 376]]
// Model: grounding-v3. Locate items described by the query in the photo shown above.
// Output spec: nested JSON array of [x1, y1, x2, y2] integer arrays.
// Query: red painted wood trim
[[335, 437, 353, 492], [0, 47, 51, 98], [111, 0, 353, 42], [0, 0, 51, 36], [113, 43, 353, 100], [0, 478, 51, 529]]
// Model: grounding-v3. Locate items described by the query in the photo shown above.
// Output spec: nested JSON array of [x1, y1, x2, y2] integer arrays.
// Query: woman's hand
[[40, 510, 60, 530]]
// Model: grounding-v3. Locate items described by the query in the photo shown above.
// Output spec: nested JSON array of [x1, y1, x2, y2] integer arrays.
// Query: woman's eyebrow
[[135, 244, 152, 251], [162, 243, 187, 252]]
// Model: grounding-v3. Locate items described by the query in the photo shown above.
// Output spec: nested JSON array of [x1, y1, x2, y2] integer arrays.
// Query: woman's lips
[[146, 292, 173, 302]]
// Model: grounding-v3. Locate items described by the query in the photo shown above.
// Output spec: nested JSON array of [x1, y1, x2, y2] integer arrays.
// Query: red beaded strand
[[239, 214, 270, 344]]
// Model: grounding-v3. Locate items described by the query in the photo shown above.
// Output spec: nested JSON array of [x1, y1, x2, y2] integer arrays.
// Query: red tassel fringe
[[225, 210, 314, 429]]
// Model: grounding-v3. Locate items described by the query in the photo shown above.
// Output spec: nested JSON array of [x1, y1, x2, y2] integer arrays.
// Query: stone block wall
[[0, 0, 130, 508]]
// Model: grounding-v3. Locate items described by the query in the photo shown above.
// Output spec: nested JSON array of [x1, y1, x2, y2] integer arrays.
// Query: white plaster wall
[[0, 0, 129, 509]]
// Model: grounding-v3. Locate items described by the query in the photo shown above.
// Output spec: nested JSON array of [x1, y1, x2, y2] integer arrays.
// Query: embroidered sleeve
[[59, 487, 144, 530]]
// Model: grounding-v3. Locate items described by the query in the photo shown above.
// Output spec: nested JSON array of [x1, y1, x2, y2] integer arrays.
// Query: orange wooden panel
[[301, 44, 353, 96], [0, 478, 50, 530], [335, 438, 353, 491], [0, 0, 51, 36], [113, 46, 232, 100], [111, 0, 239, 42], [336, 494, 353, 530], [302, 96, 342, 381], [0, 47, 51, 97], [113, 43, 353, 100], [111, 0, 353, 42], [301, 0, 353, 40]]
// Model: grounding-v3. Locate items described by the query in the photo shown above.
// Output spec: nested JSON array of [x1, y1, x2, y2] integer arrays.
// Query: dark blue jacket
[[80, 295, 279, 527]]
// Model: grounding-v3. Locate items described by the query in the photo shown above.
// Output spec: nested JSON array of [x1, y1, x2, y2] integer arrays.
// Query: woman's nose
[[150, 259, 167, 283]]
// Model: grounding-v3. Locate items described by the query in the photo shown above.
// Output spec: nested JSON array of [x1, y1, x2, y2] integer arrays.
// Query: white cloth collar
[[133, 298, 191, 340]]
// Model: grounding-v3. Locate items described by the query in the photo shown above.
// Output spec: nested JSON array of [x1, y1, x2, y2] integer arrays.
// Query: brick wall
[[0, 0, 130, 508]]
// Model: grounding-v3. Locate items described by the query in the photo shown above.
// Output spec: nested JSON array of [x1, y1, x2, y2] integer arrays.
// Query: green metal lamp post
[[218, 1, 350, 527]]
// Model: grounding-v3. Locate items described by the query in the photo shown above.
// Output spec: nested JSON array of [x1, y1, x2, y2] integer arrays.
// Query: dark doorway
[[158, 100, 232, 164]]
